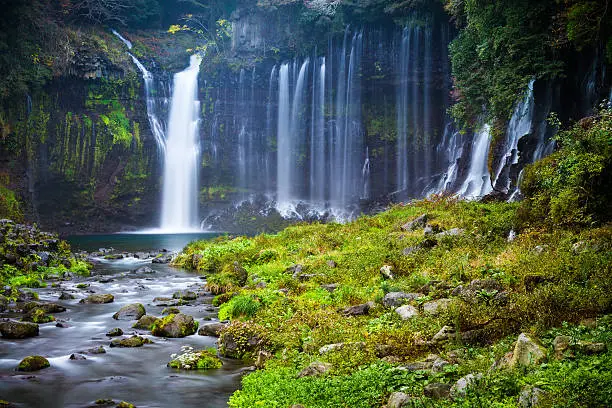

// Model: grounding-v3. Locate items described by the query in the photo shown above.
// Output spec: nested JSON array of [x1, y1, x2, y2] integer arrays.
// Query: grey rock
[[388, 392, 412, 408], [451, 373, 483, 398], [79, 294, 114, 304], [395, 304, 418, 320], [69, 353, 87, 361], [106, 328, 124, 337], [341, 303, 371, 316], [198, 322, 228, 337], [432, 326, 456, 343], [172, 290, 197, 301], [319, 342, 365, 355], [320, 284, 339, 293], [297, 361, 332, 378], [519, 386, 548, 408], [401, 214, 428, 231], [553, 335, 572, 359], [423, 383, 452, 400], [436, 228, 465, 238], [0, 319, 39, 339], [422, 299, 453, 315], [432, 358, 450, 372], [112, 303, 146, 320], [151, 313, 198, 338], [326, 260, 337, 268], [383, 292, 420, 308], [510, 333, 547, 368]]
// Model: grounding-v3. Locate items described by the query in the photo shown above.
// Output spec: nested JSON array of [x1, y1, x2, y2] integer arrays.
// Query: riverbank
[[173, 198, 612, 407]]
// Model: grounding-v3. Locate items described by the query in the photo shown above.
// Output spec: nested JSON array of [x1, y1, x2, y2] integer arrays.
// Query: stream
[[0, 233, 244, 408]]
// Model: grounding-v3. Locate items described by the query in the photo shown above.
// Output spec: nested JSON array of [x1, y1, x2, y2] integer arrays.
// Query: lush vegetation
[[173, 192, 611, 406], [519, 106, 612, 228], [446, 0, 611, 129]]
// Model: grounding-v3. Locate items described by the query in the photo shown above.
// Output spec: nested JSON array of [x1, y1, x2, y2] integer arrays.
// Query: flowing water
[[160, 55, 203, 232], [0, 234, 243, 408]]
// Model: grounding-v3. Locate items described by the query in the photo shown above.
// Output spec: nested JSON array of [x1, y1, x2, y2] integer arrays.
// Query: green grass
[[173, 198, 611, 407]]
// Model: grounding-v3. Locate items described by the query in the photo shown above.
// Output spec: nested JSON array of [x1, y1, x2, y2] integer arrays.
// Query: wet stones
[[0, 319, 39, 339], [80, 294, 114, 304], [112, 303, 145, 320], [106, 328, 124, 337], [17, 355, 50, 371], [151, 313, 198, 338], [198, 322, 228, 337], [132, 315, 160, 330], [110, 335, 153, 348], [172, 290, 197, 301]]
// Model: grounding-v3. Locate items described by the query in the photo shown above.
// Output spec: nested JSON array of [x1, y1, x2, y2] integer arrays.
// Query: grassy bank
[[173, 198, 611, 407]]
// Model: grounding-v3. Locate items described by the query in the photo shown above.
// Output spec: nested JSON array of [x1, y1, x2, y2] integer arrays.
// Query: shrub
[[519, 108, 612, 228]]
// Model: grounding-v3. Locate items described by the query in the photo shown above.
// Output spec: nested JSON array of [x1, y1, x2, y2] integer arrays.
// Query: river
[[0, 233, 243, 408]]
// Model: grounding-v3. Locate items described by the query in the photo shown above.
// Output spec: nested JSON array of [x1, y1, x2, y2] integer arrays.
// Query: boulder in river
[[112, 303, 146, 320], [17, 355, 50, 371], [106, 328, 123, 337], [151, 313, 198, 338], [198, 322, 229, 337], [79, 294, 114, 304], [110, 335, 153, 348], [23, 301, 66, 314], [172, 290, 197, 301], [0, 319, 39, 338], [132, 315, 160, 330]]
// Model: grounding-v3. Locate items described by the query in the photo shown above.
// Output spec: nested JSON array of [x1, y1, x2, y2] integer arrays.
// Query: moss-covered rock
[[22, 308, 55, 323], [218, 321, 270, 359], [109, 335, 153, 348], [80, 294, 114, 304], [151, 313, 198, 338], [112, 303, 146, 320], [17, 355, 50, 371], [106, 328, 123, 337], [132, 315, 160, 330], [0, 320, 39, 338], [167, 348, 222, 370]]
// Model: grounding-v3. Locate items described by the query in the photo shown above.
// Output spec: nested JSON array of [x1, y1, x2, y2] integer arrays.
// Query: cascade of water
[[422, 27, 433, 184], [331, 30, 363, 209], [361, 146, 371, 200], [493, 79, 535, 192], [237, 69, 247, 193], [458, 124, 493, 199], [430, 123, 464, 193], [160, 55, 202, 231], [396, 27, 412, 193], [112, 29, 166, 155], [276, 64, 291, 208], [410, 27, 421, 190], [309, 57, 326, 203], [266, 65, 277, 193]]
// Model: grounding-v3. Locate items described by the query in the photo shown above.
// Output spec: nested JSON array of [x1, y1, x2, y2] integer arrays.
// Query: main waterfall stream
[[0, 234, 243, 408]]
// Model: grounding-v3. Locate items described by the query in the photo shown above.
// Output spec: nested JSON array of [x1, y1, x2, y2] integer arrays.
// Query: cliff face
[[0, 1, 610, 234]]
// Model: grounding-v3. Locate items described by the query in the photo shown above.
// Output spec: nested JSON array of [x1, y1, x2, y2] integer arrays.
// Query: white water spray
[[160, 55, 202, 232]]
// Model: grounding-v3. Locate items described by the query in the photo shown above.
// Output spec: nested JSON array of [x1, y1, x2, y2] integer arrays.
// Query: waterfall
[[331, 30, 363, 209], [266, 66, 277, 193], [276, 64, 291, 210], [160, 55, 202, 232], [309, 57, 326, 204], [458, 124, 493, 198], [396, 27, 412, 193], [361, 146, 371, 200], [112, 29, 166, 155], [493, 79, 535, 192], [430, 123, 464, 193], [237, 69, 247, 193]]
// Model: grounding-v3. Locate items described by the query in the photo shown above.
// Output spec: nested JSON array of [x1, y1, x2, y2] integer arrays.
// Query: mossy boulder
[[132, 315, 160, 330], [167, 349, 222, 370], [112, 303, 146, 320], [22, 308, 55, 323], [23, 301, 66, 314], [510, 333, 547, 368], [161, 307, 180, 315], [79, 294, 114, 304], [198, 322, 228, 337], [218, 321, 270, 359], [106, 328, 123, 337], [110, 335, 153, 348], [17, 355, 50, 371], [172, 290, 197, 301], [151, 313, 198, 338], [0, 320, 39, 338]]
